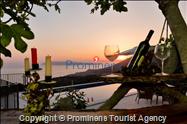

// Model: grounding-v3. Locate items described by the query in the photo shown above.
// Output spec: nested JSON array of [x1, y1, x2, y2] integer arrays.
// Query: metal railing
[[0, 73, 24, 110], [0, 73, 26, 85]]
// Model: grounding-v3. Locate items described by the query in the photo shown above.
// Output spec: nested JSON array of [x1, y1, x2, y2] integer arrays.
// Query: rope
[[166, 20, 169, 40], [159, 19, 167, 43]]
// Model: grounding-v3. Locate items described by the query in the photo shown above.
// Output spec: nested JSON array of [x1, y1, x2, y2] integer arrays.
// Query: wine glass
[[154, 41, 170, 75], [104, 45, 120, 74]]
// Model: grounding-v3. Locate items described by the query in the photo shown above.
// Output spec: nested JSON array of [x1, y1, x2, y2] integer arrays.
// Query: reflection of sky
[[19, 84, 126, 109], [2, 1, 187, 65]]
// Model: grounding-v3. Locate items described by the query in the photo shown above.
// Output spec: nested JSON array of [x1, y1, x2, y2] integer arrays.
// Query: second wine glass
[[154, 41, 170, 75], [104, 45, 120, 74]]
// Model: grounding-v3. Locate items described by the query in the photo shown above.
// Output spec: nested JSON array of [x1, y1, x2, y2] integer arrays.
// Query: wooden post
[[17, 84, 19, 109]]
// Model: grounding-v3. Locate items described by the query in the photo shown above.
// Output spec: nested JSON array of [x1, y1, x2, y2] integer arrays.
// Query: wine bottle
[[127, 30, 154, 72]]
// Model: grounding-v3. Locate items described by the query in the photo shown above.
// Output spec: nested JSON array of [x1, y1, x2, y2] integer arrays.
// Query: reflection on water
[[19, 84, 124, 109], [19, 84, 139, 109], [2, 64, 163, 109], [82, 84, 121, 103]]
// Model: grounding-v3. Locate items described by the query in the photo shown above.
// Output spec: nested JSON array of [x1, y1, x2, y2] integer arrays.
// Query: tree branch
[[99, 84, 131, 110]]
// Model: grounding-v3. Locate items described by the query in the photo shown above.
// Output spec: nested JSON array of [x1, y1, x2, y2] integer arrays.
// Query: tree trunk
[[99, 84, 131, 110], [155, 0, 187, 74]]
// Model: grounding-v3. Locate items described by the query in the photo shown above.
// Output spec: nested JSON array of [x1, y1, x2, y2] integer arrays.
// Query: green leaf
[[112, 0, 128, 12], [0, 24, 12, 47], [0, 9, 4, 17], [55, 4, 61, 13], [100, 1, 111, 15], [22, 30, 34, 40], [29, 83, 39, 90], [14, 36, 28, 53], [86, 0, 128, 15], [38, 102, 44, 111], [84, 0, 93, 5], [43, 5, 49, 12], [11, 24, 34, 40], [0, 44, 11, 57], [30, 106, 37, 113], [21, 95, 26, 100], [11, 24, 34, 53]]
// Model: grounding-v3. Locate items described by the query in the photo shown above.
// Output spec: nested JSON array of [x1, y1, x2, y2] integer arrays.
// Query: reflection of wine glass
[[154, 42, 170, 75], [104, 45, 120, 73]]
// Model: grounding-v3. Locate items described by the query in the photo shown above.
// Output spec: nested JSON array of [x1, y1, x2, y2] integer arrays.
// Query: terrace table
[[102, 73, 187, 84]]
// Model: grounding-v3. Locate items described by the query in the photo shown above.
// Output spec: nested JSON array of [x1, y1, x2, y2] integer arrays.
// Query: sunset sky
[[2, 1, 187, 65]]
